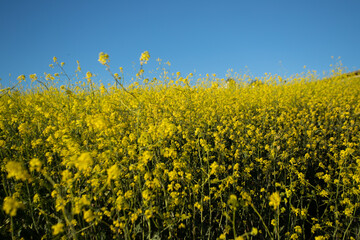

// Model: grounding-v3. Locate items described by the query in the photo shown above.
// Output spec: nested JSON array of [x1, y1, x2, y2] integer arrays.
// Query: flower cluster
[[1, 53, 360, 239]]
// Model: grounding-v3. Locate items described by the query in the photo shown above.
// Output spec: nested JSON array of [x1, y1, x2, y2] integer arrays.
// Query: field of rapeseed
[[1, 52, 360, 239]]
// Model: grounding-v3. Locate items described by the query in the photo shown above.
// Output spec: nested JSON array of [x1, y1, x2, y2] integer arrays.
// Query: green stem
[[10, 216, 14, 240], [232, 209, 237, 239], [26, 182, 39, 233], [250, 203, 273, 239]]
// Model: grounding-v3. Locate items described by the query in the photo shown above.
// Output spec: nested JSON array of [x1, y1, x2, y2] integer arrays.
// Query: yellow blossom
[[294, 225, 302, 234], [3, 196, 24, 216], [98, 52, 109, 65], [29, 158, 42, 172], [140, 51, 150, 65], [33, 194, 40, 203], [83, 209, 94, 222], [5, 161, 31, 181], [29, 74, 37, 82], [76, 60, 81, 72], [145, 209, 153, 219], [17, 74, 26, 82], [107, 164, 121, 182], [85, 71, 93, 82], [52, 222, 64, 235], [269, 192, 281, 210], [227, 194, 238, 209], [75, 152, 93, 171], [250, 227, 258, 236], [74, 195, 91, 214]]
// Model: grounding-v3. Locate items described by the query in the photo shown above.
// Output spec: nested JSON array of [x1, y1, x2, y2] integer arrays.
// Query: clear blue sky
[[1, 0, 359, 88]]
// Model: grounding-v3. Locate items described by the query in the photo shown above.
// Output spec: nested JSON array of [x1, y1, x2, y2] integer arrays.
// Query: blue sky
[[1, 0, 359, 88]]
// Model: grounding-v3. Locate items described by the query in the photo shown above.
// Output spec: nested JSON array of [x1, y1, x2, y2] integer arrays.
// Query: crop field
[[1, 52, 360, 239]]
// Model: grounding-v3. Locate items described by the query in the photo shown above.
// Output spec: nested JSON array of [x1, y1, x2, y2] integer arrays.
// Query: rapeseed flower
[[269, 192, 281, 210], [74, 195, 91, 214], [98, 52, 109, 65], [3, 196, 24, 216], [52, 222, 64, 235], [29, 73, 37, 82], [250, 227, 258, 236], [29, 158, 42, 172], [5, 161, 31, 181], [140, 51, 150, 65], [227, 194, 238, 209], [85, 71, 93, 82], [17, 74, 26, 82], [107, 164, 120, 182], [83, 209, 94, 222], [76, 60, 81, 72], [75, 152, 93, 171]]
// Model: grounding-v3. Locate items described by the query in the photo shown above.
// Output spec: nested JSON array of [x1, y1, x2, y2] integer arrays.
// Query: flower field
[[1, 52, 360, 239]]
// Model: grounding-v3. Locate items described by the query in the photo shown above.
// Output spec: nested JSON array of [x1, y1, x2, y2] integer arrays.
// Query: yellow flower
[[140, 51, 150, 65], [130, 212, 139, 223], [74, 195, 91, 214], [5, 161, 31, 181], [142, 189, 151, 202], [29, 74, 37, 82], [92, 116, 108, 131], [294, 225, 302, 234], [269, 192, 281, 210], [98, 52, 109, 65], [3, 196, 24, 216], [75, 152, 93, 171], [61, 169, 73, 184], [250, 227, 258, 236], [311, 223, 321, 233], [219, 234, 226, 239], [124, 190, 134, 199], [83, 209, 94, 222], [53, 56, 58, 63], [271, 219, 277, 226], [52, 222, 64, 235], [178, 223, 185, 229], [145, 209, 153, 219], [137, 69, 144, 77], [319, 190, 328, 197], [45, 73, 55, 81], [76, 60, 81, 72], [290, 233, 299, 240], [227, 194, 238, 209], [55, 197, 66, 212], [194, 202, 201, 210], [17, 74, 26, 82], [29, 158, 42, 172], [33, 194, 40, 203], [107, 164, 120, 182], [210, 161, 219, 176], [85, 71, 93, 82]]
